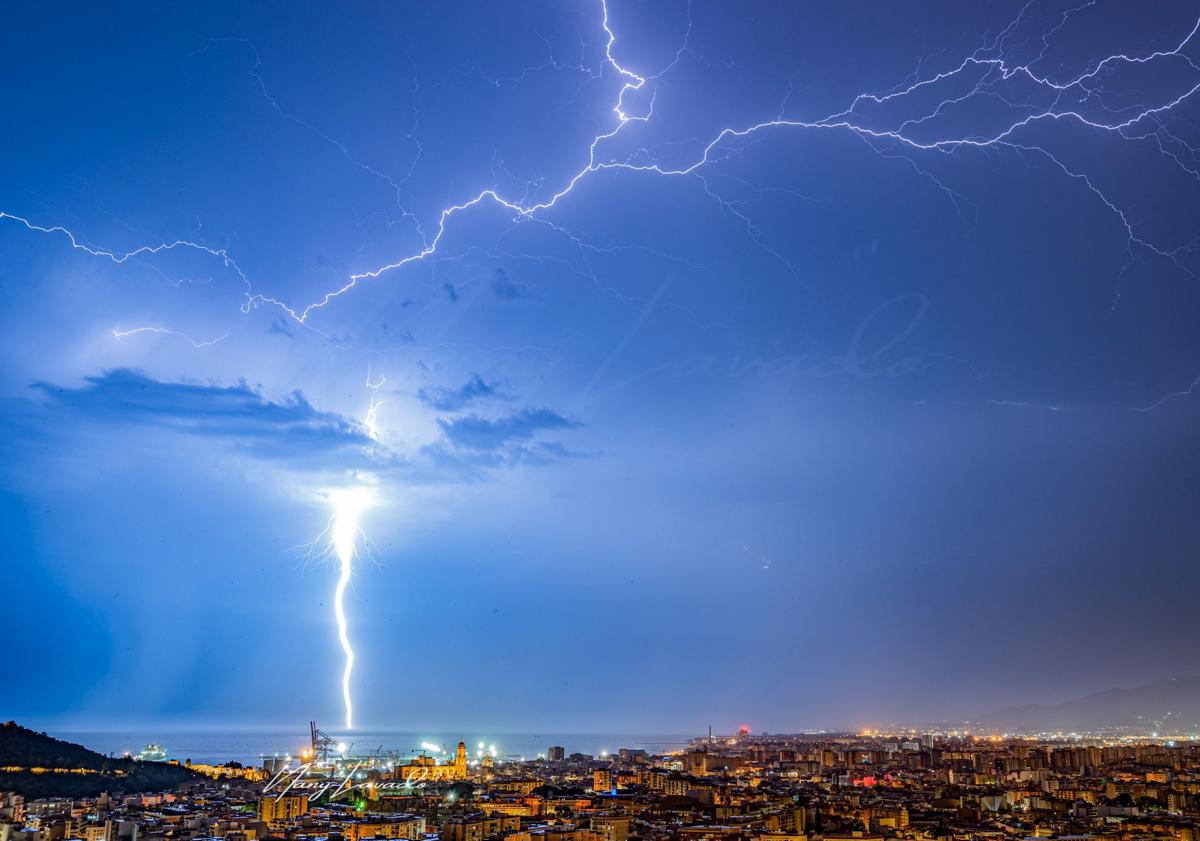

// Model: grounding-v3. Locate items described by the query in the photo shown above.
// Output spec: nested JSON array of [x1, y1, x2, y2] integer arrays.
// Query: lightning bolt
[[323, 485, 376, 731], [0, 210, 252, 286], [0, 1, 1192, 730], [3, 4, 1196, 427], [112, 326, 229, 348], [236, 0, 1200, 327], [364, 367, 386, 442], [4, 1, 1198, 337]]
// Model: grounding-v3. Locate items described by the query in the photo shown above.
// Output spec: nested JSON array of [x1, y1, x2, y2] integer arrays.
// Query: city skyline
[[4, 0, 1200, 732], [5, 720, 1200, 835]]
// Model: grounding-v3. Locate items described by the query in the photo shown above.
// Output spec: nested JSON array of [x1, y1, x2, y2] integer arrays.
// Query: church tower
[[455, 740, 468, 772]]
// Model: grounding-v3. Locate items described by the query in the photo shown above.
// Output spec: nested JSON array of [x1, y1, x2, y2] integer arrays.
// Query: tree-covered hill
[[0, 721, 198, 798]]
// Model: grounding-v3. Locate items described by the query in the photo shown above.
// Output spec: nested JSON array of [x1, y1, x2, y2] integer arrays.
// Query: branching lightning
[[112, 326, 229, 348], [5, 0, 1200, 714], [316, 485, 377, 731], [237, 0, 1200, 328], [299, 376, 385, 731], [364, 368, 386, 441], [4, 1, 1200, 344]]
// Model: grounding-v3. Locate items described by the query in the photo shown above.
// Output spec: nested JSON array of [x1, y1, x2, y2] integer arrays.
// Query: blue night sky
[[3, 0, 1200, 734]]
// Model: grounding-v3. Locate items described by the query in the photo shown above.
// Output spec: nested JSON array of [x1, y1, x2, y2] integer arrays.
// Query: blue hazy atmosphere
[[3, 1, 1200, 734]]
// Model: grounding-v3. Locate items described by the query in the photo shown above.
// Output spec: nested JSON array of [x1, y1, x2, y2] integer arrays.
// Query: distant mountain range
[[0, 721, 197, 798], [975, 676, 1200, 734]]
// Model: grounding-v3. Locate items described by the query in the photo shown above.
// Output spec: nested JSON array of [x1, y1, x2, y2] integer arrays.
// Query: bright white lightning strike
[[327, 486, 376, 730]]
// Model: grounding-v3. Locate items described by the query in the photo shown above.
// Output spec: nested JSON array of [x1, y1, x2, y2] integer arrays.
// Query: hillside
[[0, 721, 198, 798], [977, 676, 1200, 734]]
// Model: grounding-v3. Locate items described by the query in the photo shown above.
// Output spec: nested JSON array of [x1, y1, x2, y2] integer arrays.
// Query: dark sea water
[[58, 730, 692, 766]]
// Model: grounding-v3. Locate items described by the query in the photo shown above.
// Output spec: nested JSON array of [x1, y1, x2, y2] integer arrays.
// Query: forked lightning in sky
[[5, 0, 1200, 725], [4, 0, 1200, 331]]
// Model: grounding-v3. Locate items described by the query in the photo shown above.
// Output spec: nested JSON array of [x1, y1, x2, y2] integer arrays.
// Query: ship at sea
[[135, 743, 168, 762]]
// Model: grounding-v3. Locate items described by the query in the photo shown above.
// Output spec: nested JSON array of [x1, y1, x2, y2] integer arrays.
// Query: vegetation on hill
[[0, 721, 198, 798]]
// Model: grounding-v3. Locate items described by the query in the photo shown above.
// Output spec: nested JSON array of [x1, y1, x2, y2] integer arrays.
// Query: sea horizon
[[49, 729, 697, 766]]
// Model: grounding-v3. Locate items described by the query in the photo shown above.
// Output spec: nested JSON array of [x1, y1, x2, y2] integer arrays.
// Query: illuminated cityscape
[[7, 724, 1200, 841]]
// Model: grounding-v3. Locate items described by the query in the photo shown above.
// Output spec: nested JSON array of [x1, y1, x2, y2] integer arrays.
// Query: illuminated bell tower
[[455, 740, 468, 772]]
